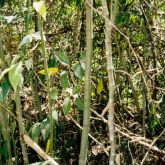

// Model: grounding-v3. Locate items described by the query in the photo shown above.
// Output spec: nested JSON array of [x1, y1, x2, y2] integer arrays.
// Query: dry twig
[[23, 134, 59, 165]]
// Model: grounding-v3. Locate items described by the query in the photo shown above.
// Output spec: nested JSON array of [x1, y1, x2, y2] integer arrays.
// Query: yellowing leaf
[[33, 1, 46, 20], [97, 79, 103, 94], [91, 85, 96, 97], [38, 67, 58, 76], [46, 139, 51, 153]]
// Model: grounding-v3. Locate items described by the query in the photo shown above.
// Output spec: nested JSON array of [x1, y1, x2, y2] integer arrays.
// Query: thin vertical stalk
[[15, 87, 29, 164], [38, 15, 53, 156], [0, 23, 12, 165], [101, 0, 118, 164], [0, 105, 12, 165], [79, 0, 93, 164]]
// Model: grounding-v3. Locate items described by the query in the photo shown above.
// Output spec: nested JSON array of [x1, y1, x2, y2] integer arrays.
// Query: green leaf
[[50, 87, 58, 100], [40, 118, 50, 141], [72, 86, 80, 95], [8, 62, 23, 91], [0, 79, 10, 102], [97, 79, 103, 94], [55, 51, 70, 65], [63, 97, 71, 115], [46, 139, 51, 153], [33, 0, 46, 20], [31, 123, 41, 143], [60, 71, 68, 90], [75, 97, 84, 111], [72, 63, 83, 80]]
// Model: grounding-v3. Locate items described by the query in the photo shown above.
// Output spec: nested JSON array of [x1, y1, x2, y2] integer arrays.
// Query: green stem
[[79, 0, 93, 164], [38, 15, 54, 156]]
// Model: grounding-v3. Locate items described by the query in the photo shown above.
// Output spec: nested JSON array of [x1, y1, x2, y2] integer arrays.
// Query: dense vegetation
[[0, 0, 164, 164]]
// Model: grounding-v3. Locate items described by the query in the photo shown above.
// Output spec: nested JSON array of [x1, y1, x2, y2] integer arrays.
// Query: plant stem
[[38, 15, 54, 156], [15, 87, 29, 164], [101, 0, 118, 164], [79, 0, 93, 164]]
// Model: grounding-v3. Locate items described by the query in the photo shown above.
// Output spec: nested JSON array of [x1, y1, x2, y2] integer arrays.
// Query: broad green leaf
[[18, 34, 33, 49], [60, 71, 68, 90], [72, 86, 80, 95], [75, 97, 84, 111], [31, 123, 41, 143], [38, 67, 58, 76], [63, 97, 71, 115], [40, 118, 50, 141], [72, 63, 83, 80], [50, 87, 58, 100], [97, 79, 103, 94], [55, 51, 70, 65], [46, 139, 51, 153], [8, 62, 23, 91], [33, 0, 46, 20], [0, 79, 10, 102]]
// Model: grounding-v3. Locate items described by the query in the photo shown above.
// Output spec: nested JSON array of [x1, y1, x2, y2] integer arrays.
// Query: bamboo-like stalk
[[79, 0, 93, 164], [0, 105, 12, 165], [15, 87, 29, 164], [0, 24, 12, 165], [38, 15, 54, 156], [101, 0, 118, 164]]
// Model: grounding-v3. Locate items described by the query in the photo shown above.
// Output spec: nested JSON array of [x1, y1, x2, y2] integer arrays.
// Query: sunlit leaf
[[8, 62, 23, 91], [18, 34, 33, 49], [18, 32, 46, 49], [25, 58, 33, 71], [52, 110, 58, 121], [32, 32, 46, 41], [97, 79, 103, 94], [38, 67, 58, 76], [50, 87, 58, 100], [4, 15, 17, 24], [33, 0, 46, 20], [63, 97, 71, 115], [46, 139, 51, 153], [91, 84, 96, 97], [60, 71, 68, 90], [55, 51, 70, 65], [0, 65, 15, 81]]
